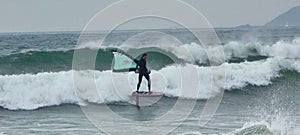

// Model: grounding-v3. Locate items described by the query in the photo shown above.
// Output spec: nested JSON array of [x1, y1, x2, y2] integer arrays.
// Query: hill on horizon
[[265, 5, 300, 27]]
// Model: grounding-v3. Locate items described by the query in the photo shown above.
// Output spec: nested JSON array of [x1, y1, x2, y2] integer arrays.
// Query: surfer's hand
[[135, 69, 139, 73]]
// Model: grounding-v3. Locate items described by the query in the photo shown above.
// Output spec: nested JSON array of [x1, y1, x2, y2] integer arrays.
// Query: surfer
[[135, 53, 151, 93]]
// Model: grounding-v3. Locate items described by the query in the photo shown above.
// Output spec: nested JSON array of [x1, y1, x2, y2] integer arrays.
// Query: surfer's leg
[[136, 73, 143, 92], [145, 74, 151, 92]]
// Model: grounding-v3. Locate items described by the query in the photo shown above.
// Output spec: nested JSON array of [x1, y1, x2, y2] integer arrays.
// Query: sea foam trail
[[0, 58, 299, 110]]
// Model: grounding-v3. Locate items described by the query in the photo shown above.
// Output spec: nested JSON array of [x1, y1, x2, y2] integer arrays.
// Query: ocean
[[0, 28, 300, 134]]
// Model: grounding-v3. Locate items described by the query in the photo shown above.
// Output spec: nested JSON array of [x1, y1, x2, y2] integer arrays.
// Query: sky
[[0, 0, 300, 32]]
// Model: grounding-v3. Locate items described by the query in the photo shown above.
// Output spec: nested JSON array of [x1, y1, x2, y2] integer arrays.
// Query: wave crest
[[0, 58, 300, 110]]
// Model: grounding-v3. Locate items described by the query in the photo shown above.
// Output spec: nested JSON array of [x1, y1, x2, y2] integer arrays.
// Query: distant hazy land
[[236, 5, 300, 29]]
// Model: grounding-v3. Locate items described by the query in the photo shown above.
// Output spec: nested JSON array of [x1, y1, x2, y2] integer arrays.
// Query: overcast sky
[[1, 0, 300, 32]]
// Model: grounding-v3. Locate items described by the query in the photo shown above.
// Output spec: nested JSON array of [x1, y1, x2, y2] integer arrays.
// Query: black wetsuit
[[136, 58, 151, 91]]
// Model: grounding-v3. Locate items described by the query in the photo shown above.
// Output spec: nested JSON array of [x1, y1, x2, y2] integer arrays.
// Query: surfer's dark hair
[[142, 53, 147, 57]]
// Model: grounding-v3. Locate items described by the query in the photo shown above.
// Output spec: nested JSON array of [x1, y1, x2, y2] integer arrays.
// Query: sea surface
[[0, 28, 300, 134]]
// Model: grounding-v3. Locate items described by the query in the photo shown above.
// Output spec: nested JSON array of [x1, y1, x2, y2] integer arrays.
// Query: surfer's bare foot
[[148, 91, 152, 94]]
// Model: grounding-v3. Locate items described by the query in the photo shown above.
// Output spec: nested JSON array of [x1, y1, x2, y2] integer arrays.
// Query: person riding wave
[[135, 53, 151, 94]]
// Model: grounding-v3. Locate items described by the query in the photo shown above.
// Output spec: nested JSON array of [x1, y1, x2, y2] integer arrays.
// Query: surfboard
[[132, 91, 164, 97]]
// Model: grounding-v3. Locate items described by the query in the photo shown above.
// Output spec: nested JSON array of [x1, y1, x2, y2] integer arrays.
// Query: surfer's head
[[142, 53, 147, 59]]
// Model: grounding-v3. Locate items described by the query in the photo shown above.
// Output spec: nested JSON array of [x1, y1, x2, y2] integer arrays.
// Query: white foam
[[221, 38, 300, 60], [176, 131, 203, 135], [76, 37, 300, 65], [261, 40, 300, 58], [1, 58, 300, 110], [227, 121, 272, 135], [225, 59, 281, 89], [227, 114, 295, 135], [223, 41, 250, 59], [76, 41, 100, 50], [0, 71, 77, 110], [292, 37, 300, 44], [156, 37, 299, 63], [292, 61, 300, 72]]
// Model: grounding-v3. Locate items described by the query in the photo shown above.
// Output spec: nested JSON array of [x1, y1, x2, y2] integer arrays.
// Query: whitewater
[[0, 57, 299, 110]]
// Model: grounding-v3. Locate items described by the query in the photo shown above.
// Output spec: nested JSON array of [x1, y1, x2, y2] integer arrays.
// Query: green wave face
[[0, 48, 176, 75]]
